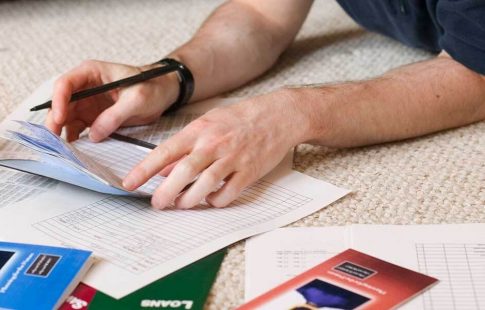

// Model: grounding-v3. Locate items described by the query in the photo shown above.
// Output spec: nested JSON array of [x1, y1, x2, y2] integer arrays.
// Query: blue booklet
[[0, 241, 93, 310]]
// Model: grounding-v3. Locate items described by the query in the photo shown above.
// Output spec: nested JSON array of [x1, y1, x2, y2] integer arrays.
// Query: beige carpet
[[1, 1, 484, 308]]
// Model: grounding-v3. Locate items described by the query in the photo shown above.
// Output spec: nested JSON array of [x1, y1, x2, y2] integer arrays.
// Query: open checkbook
[[1, 120, 158, 196], [0, 80, 227, 196]]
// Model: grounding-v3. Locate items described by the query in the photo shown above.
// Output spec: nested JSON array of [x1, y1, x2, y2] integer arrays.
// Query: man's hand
[[122, 90, 309, 209], [46, 60, 178, 142], [44, 0, 314, 209]]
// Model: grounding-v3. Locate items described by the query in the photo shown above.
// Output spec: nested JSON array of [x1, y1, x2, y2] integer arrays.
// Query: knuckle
[[153, 145, 173, 161], [238, 153, 252, 165], [54, 77, 68, 88], [192, 138, 218, 155], [238, 155, 257, 175], [203, 170, 220, 185], [130, 86, 148, 100], [194, 144, 217, 158], [178, 160, 196, 176]]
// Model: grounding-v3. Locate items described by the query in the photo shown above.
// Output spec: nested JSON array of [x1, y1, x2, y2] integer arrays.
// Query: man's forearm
[[168, 0, 312, 102], [293, 54, 485, 148]]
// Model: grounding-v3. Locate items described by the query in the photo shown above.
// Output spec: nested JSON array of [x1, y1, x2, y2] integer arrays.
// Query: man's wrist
[[273, 86, 331, 146], [279, 85, 333, 143]]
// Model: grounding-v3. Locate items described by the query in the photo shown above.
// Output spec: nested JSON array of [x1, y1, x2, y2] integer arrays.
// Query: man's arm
[[123, 53, 485, 209], [47, 0, 312, 141], [169, 0, 313, 102], [293, 53, 485, 147]]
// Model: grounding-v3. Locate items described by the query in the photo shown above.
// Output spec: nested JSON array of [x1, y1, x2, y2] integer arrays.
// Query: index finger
[[123, 131, 195, 191], [51, 61, 101, 125]]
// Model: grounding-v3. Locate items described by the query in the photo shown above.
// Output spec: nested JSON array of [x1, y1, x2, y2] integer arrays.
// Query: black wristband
[[157, 58, 194, 114]]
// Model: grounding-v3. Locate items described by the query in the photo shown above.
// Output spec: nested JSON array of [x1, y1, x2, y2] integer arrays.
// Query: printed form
[[0, 167, 349, 299], [0, 167, 58, 208], [245, 224, 485, 309]]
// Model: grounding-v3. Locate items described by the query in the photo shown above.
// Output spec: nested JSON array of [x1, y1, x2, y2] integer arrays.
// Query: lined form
[[0, 167, 58, 208], [417, 243, 485, 310], [0, 167, 349, 298], [32, 180, 313, 274], [245, 226, 348, 300]]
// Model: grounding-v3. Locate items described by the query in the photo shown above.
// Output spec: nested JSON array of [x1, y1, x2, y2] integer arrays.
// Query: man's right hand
[[46, 60, 179, 142]]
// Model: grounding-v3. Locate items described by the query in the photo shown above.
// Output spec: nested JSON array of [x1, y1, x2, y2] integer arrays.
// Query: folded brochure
[[60, 249, 226, 310], [239, 248, 437, 309], [0, 241, 93, 310]]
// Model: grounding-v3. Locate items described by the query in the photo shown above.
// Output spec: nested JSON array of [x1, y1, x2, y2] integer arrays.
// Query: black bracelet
[[157, 58, 194, 114]]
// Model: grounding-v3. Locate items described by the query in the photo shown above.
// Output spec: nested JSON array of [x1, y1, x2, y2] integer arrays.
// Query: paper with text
[[245, 227, 350, 300], [0, 167, 58, 208]]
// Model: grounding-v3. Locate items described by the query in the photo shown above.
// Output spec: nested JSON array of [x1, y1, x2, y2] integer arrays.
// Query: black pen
[[30, 63, 179, 111], [109, 132, 157, 150]]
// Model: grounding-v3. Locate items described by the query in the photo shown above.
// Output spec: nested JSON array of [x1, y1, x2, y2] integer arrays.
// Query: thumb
[[88, 95, 139, 142]]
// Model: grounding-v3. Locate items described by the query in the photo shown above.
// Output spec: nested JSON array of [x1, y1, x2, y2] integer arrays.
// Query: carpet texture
[[0, 1, 483, 309]]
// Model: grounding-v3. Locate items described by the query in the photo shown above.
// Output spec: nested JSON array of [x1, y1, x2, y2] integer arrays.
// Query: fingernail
[[89, 131, 101, 142], [122, 178, 134, 190]]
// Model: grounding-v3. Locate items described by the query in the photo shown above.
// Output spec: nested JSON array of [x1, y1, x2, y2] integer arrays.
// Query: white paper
[[245, 224, 485, 309], [0, 167, 58, 208], [245, 227, 350, 300], [0, 167, 349, 299], [352, 224, 485, 310]]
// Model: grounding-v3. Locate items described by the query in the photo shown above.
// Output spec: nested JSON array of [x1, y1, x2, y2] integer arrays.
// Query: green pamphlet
[[60, 249, 226, 310]]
